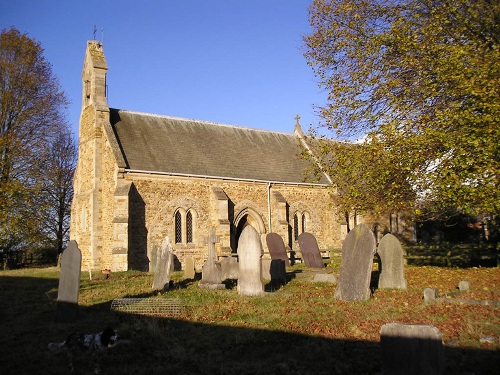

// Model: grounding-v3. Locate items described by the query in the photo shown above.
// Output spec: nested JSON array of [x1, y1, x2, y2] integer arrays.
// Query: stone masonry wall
[[125, 174, 340, 270]]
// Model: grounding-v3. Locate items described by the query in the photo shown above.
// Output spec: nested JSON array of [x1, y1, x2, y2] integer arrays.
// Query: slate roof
[[109, 109, 330, 184]]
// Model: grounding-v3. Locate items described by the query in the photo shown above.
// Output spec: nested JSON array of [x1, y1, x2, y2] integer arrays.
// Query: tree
[[303, 0, 500, 222], [34, 130, 77, 254], [0, 27, 70, 254], [301, 132, 416, 231]]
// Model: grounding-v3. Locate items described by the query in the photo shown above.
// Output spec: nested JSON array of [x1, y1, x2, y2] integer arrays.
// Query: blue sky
[[1, 0, 327, 136]]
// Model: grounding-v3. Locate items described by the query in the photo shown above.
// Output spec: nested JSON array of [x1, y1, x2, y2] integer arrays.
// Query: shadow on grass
[[405, 244, 498, 268], [0, 274, 498, 375]]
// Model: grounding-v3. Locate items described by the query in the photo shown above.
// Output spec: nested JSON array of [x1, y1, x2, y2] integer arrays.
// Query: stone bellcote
[[82, 40, 108, 112]]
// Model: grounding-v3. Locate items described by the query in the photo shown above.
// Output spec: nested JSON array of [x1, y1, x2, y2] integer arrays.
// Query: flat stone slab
[[312, 273, 337, 283], [111, 298, 185, 317]]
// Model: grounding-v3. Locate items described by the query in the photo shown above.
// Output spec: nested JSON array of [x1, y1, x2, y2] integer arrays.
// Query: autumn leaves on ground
[[0, 262, 498, 374]]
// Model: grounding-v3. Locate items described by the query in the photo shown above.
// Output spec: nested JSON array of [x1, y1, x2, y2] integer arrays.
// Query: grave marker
[[266, 233, 290, 266], [377, 233, 407, 290], [237, 225, 264, 296], [297, 232, 324, 268], [152, 236, 174, 291], [199, 228, 225, 289], [380, 323, 444, 375], [55, 241, 82, 322], [184, 256, 196, 279], [334, 224, 376, 301], [221, 256, 239, 280]]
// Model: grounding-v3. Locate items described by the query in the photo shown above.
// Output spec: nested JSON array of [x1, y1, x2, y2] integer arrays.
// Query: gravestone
[[423, 287, 439, 303], [261, 258, 272, 280], [377, 233, 407, 289], [221, 256, 239, 280], [152, 236, 174, 291], [334, 224, 376, 301], [55, 241, 82, 322], [458, 280, 470, 291], [266, 233, 290, 266], [297, 232, 324, 268], [184, 256, 196, 279], [237, 225, 264, 296], [380, 323, 444, 375], [199, 228, 225, 289]]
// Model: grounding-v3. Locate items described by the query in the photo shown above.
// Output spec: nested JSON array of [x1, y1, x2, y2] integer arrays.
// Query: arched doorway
[[233, 208, 265, 252]]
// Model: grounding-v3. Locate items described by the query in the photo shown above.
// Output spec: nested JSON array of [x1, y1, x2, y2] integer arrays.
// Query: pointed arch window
[[293, 210, 310, 241], [293, 213, 299, 241], [186, 210, 193, 243], [174, 208, 197, 245], [175, 210, 183, 244]]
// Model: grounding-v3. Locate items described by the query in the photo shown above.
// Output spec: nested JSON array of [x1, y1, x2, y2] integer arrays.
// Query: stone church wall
[[124, 174, 341, 270]]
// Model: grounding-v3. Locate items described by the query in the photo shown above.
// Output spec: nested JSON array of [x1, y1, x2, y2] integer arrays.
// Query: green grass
[[0, 263, 498, 374]]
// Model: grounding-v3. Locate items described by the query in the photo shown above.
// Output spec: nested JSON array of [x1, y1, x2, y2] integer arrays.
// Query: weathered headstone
[[423, 287, 439, 303], [221, 256, 239, 280], [458, 280, 470, 292], [266, 233, 290, 266], [261, 258, 271, 280], [377, 233, 407, 290], [199, 228, 225, 289], [55, 241, 82, 322], [297, 232, 324, 268], [380, 323, 444, 375], [184, 256, 196, 279], [237, 225, 264, 296], [152, 236, 174, 291], [334, 224, 376, 301]]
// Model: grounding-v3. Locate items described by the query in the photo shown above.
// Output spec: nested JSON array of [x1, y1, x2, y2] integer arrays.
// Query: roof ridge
[[110, 108, 296, 136]]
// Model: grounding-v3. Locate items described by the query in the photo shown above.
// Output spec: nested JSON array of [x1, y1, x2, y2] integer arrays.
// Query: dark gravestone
[[334, 224, 376, 301], [377, 233, 407, 290], [380, 323, 444, 375], [55, 241, 82, 322], [297, 232, 324, 268], [152, 236, 174, 291], [266, 233, 290, 266]]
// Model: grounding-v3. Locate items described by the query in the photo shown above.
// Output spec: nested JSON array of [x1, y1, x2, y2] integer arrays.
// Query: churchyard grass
[[0, 261, 498, 374]]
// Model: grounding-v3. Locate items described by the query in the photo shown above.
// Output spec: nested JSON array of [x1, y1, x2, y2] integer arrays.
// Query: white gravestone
[[237, 225, 264, 296]]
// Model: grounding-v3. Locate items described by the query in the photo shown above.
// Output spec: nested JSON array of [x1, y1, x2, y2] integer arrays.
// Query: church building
[[70, 40, 347, 272]]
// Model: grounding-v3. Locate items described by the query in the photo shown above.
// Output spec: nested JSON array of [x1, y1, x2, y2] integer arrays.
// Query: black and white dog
[[48, 327, 120, 374]]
